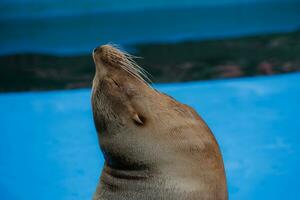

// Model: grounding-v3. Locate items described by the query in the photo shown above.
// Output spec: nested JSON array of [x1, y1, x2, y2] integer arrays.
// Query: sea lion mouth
[[92, 44, 151, 84]]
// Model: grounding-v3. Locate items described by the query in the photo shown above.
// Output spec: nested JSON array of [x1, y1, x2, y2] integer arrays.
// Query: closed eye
[[111, 78, 120, 88]]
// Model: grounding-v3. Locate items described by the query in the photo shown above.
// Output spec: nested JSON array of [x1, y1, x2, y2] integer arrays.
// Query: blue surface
[[0, 0, 300, 55], [1, 73, 300, 199]]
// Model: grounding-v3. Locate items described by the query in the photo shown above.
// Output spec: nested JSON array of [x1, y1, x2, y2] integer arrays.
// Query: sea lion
[[91, 44, 228, 200]]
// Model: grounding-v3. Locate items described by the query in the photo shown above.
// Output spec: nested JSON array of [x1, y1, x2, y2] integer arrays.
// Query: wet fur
[[91, 45, 228, 200]]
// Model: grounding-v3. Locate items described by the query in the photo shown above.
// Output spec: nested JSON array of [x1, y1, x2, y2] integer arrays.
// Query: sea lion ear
[[132, 113, 144, 125]]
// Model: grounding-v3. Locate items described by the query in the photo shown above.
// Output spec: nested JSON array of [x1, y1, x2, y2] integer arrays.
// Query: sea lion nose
[[93, 46, 103, 54], [93, 47, 98, 53]]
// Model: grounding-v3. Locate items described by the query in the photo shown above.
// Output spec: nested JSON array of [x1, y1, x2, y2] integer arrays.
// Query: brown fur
[[91, 45, 228, 200]]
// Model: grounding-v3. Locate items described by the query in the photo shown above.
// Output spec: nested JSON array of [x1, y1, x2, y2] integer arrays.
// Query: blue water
[[0, 0, 300, 55], [1, 73, 300, 199]]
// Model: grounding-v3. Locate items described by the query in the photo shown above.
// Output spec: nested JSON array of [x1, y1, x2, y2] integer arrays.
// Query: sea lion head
[[91, 44, 151, 126], [91, 44, 155, 169]]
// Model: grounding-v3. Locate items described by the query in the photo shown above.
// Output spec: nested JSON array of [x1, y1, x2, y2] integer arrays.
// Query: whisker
[[107, 45, 152, 84]]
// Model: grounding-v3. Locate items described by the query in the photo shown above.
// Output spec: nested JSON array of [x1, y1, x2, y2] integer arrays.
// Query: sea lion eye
[[111, 78, 120, 88]]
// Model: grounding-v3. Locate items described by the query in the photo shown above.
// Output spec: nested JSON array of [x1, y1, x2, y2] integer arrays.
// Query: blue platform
[[1, 73, 300, 200]]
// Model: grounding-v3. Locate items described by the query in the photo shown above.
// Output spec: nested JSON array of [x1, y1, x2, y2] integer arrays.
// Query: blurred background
[[0, 0, 300, 91], [1, 0, 300, 200]]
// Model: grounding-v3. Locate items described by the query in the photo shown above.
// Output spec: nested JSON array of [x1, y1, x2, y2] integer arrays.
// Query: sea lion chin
[[91, 44, 228, 200]]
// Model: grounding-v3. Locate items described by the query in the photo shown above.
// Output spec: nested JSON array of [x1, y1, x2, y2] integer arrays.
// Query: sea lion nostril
[[93, 47, 98, 53], [94, 47, 103, 53]]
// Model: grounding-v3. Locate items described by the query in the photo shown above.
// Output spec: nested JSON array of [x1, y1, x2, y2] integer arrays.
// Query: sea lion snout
[[93, 46, 102, 54], [93, 44, 111, 54], [92, 44, 149, 85], [92, 45, 108, 62], [92, 44, 126, 68]]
